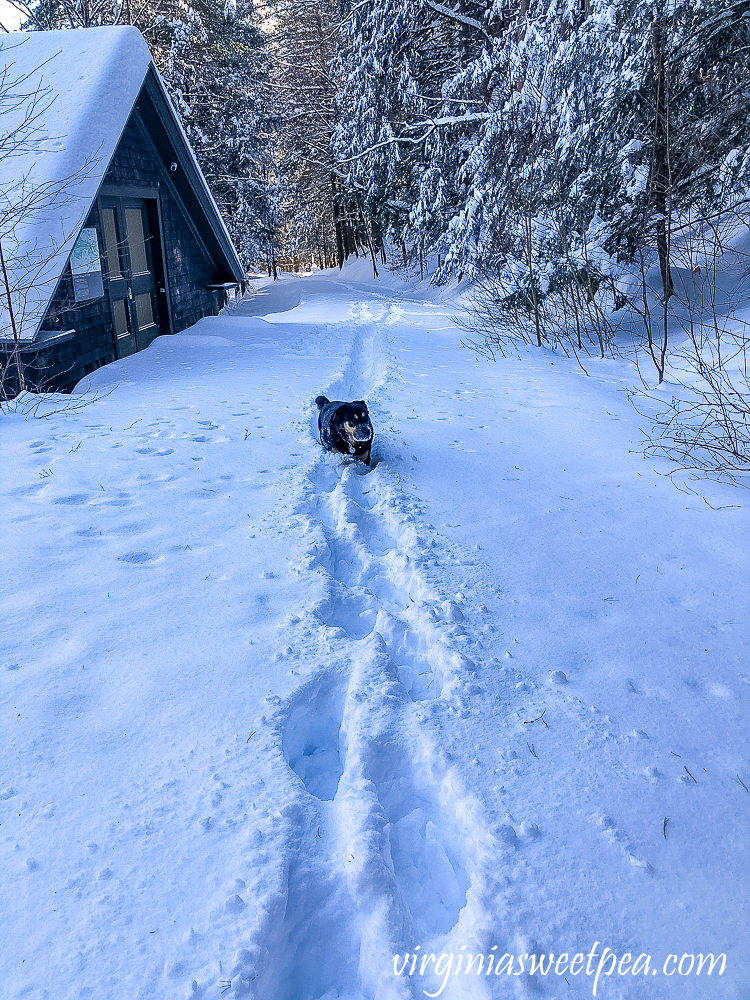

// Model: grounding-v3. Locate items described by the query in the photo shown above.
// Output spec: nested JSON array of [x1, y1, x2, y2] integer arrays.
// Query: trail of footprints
[[257, 438, 500, 999], [13, 414, 244, 569]]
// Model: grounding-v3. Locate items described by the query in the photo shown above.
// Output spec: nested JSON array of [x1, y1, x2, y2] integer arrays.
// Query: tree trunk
[[366, 229, 379, 279], [332, 174, 346, 268], [651, 17, 673, 303]]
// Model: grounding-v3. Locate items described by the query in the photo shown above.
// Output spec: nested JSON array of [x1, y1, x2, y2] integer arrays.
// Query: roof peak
[[0, 26, 154, 341]]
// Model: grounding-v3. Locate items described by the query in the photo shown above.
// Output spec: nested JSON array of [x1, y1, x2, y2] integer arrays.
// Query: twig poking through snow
[[684, 766, 697, 783], [663, 817, 669, 839], [523, 708, 548, 727]]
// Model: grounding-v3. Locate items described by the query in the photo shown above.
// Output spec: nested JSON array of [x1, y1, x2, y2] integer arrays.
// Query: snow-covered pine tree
[[257, 0, 343, 270], [330, 0, 418, 259], [332, 0, 489, 263], [543, 0, 750, 372], [153, 0, 280, 271], [331, 0, 537, 270], [434, 0, 750, 364]]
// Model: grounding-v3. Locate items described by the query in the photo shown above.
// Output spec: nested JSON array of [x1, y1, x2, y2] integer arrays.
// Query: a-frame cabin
[[0, 26, 244, 394]]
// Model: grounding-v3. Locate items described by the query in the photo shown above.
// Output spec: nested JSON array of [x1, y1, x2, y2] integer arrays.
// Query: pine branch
[[402, 110, 492, 129], [423, 0, 491, 43]]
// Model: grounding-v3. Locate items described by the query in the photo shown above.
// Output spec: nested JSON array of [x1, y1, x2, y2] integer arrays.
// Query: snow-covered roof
[[0, 27, 241, 344]]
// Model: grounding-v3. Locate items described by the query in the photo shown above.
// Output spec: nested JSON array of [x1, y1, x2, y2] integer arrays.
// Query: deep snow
[[1, 261, 748, 1000]]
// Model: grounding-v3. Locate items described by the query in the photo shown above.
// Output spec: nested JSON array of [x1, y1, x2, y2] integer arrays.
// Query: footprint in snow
[[306, 462, 339, 494], [281, 673, 348, 801], [53, 494, 90, 505], [321, 587, 378, 640], [100, 495, 132, 507], [9, 482, 47, 497]]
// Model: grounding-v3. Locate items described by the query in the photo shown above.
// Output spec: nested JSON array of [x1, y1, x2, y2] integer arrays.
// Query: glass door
[[100, 197, 162, 359]]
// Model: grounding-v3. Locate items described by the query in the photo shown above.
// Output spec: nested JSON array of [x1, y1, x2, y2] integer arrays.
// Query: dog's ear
[[352, 400, 367, 409]]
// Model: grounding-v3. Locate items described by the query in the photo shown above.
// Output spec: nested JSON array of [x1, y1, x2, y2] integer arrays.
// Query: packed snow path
[[1, 263, 748, 1000]]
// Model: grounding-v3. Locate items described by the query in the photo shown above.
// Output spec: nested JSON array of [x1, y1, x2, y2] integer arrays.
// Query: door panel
[[101, 204, 137, 357], [112, 299, 131, 339], [134, 292, 156, 332], [101, 196, 162, 358]]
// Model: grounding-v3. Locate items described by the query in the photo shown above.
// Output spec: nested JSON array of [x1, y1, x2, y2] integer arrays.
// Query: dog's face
[[317, 396, 374, 463], [340, 401, 373, 446]]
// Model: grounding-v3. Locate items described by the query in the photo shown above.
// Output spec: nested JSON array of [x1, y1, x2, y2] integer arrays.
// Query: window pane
[[102, 209, 121, 280], [125, 208, 149, 275]]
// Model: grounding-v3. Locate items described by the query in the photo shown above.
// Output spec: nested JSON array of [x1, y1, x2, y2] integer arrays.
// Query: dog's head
[[338, 401, 373, 446]]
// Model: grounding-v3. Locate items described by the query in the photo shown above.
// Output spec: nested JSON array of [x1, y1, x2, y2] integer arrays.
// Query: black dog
[[315, 395, 374, 465]]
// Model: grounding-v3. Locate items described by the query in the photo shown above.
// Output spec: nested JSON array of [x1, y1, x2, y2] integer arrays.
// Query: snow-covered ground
[[1, 261, 748, 1000]]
